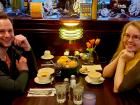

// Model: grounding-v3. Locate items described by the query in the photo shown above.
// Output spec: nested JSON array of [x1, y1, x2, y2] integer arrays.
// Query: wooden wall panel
[[13, 19, 128, 63]]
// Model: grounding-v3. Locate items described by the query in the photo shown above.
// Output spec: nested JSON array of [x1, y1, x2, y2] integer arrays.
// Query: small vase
[[88, 52, 94, 63], [87, 51, 94, 64], [88, 50, 99, 64]]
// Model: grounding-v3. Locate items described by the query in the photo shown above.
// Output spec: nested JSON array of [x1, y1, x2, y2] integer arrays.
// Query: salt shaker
[[70, 75, 76, 89], [64, 78, 70, 93]]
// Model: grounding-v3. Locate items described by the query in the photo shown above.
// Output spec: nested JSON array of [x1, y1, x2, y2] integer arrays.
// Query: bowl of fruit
[[56, 56, 79, 78]]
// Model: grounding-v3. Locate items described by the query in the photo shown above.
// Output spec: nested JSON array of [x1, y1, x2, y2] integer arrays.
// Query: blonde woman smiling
[[103, 21, 140, 105]]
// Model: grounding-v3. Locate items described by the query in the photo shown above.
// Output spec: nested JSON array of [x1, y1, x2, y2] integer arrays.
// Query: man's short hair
[[0, 11, 9, 19], [0, 11, 13, 23]]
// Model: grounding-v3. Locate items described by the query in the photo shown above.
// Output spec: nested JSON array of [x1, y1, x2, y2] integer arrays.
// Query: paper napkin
[[27, 88, 56, 97]]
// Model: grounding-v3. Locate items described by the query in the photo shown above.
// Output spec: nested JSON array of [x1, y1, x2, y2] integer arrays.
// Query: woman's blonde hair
[[112, 21, 140, 60]]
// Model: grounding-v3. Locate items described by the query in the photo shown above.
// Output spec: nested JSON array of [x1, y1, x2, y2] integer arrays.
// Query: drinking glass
[[73, 85, 84, 105], [55, 84, 66, 103], [83, 92, 96, 105]]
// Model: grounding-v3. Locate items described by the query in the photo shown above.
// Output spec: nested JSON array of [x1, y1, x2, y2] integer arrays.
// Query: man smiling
[[0, 11, 37, 105]]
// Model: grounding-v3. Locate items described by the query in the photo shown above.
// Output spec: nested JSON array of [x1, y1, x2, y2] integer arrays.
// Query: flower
[[95, 38, 100, 45], [86, 38, 100, 53]]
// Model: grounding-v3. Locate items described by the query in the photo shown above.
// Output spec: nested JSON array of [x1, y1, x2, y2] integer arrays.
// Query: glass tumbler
[[55, 84, 66, 104], [73, 85, 84, 105], [83, 92, 96, 105]]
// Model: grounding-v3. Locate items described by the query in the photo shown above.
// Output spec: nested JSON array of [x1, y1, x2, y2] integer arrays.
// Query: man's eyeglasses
[[123, 33, 140, 41]]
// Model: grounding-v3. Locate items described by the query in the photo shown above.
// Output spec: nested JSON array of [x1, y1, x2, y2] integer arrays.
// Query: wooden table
[[12, 58, 123, 105], [12, 76, 123, 105]]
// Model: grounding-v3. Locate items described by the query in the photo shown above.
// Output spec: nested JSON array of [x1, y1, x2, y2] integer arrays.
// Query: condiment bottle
[[64, 78, 70, 93], [70, 75, 76, 89]]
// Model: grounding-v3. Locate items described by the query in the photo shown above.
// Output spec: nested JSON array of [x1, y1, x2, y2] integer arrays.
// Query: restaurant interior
[[0, 0, 140, 105]]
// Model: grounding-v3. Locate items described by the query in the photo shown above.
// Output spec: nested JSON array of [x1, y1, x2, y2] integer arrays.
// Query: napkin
[[27, 88, 56, 97], [82, 64, 102, 71]]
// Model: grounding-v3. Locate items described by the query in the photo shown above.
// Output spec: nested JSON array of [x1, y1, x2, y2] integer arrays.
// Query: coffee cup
[[37, 70, 50, 83], [44, 50, 51, 56], [88, 71, 102, 82], [38, 68, 54, 75]]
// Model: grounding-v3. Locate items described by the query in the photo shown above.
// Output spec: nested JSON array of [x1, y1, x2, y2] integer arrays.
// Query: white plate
[[82, 65, 102, 71], [34, 77, 53, 84], [79, 69, 89, 75], [85, 76, 104, 85], [80, 64, 102, 75], [41, 55, 54, 60], [38, 67, 55, 74]]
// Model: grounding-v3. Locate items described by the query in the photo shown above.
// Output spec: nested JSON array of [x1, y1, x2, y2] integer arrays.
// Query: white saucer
[[41, 55, 54, 60], [85, 76, 104, 85], [34, 77, 53, 84]]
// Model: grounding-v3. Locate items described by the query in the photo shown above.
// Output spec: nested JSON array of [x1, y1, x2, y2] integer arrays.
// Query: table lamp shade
[[59, 22, 83, 41]]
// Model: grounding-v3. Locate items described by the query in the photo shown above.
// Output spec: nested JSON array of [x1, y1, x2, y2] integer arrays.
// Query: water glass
[[83, 92, 96, 105], [55, 84, 66, 104], [73, 85, 84, 105]]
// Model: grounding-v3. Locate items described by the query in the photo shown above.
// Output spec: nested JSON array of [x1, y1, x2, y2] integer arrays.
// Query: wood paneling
[[12, 19, 128, 63]]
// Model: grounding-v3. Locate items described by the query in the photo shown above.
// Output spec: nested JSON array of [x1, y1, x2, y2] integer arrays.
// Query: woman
[[103, 21, 140, 105], [0, 11, 37, 105]]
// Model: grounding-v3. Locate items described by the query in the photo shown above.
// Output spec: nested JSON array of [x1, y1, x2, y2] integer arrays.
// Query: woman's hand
[[119, 49, 135, 62], [16, 56, 29, 71], [14, 34, 31, 51], [113, 49, 134, 93]]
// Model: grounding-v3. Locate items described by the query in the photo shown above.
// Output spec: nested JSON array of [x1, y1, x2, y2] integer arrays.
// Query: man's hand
[[16, 56, 29, 71], [14, 34, 31, 51]]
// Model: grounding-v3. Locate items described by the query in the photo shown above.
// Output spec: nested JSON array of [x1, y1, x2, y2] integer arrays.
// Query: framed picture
[[80, 3, 92, 19]]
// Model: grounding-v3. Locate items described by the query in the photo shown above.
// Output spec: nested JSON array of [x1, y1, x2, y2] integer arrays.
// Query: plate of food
[[79, 65, 102, 75], [85, 76, 104, 85], [79, 67, 89, 75]]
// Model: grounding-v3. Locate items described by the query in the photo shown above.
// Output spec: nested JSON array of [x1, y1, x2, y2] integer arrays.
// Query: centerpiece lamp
[[59, 21, 83, 54]]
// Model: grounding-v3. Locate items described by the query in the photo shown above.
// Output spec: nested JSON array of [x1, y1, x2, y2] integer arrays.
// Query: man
[[0, 11, 37, 105]]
